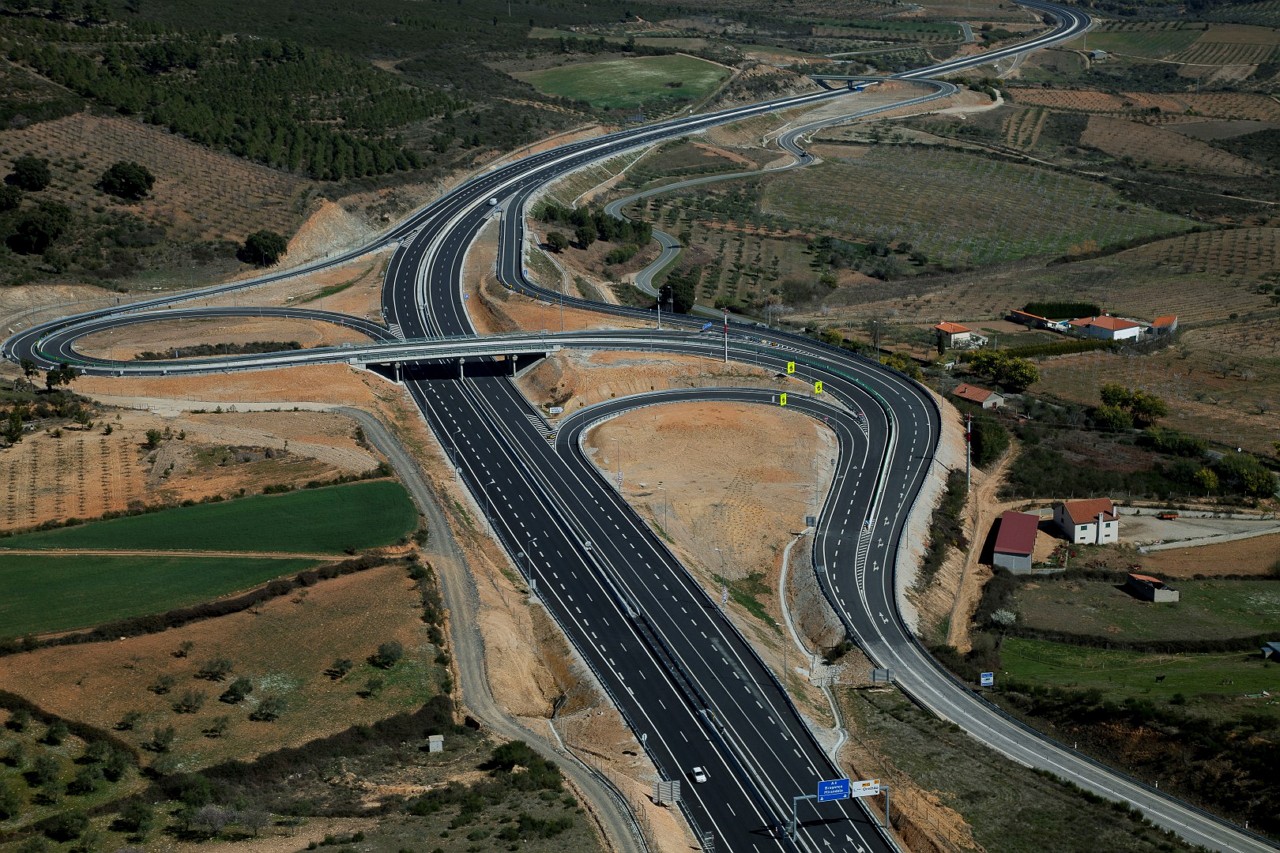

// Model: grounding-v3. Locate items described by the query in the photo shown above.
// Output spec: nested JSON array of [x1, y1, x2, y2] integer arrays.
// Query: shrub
[[98, 161, 156, 200], [370, 641, 404, 669]]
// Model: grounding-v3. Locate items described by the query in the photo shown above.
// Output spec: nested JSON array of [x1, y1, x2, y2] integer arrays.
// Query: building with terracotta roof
[[993, 511, 1040, 572], [934, 321, 987, 350], [952, 383, 1004, 409], [1151, 315, 1178, 335], [1069, 315, 1143, 342], [1054, 497, 1119, 544], [1125, 573, 1179, 603]]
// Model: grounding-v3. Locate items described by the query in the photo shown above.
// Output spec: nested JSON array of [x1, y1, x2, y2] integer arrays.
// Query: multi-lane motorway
[[7, 2, 1276, 851]]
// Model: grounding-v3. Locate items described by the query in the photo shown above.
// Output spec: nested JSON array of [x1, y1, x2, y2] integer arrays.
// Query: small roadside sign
[[851, 778, 881, 798], [786, 361, 796, 374], [817, 778, 851, 803], [980, 672, 994, 688], [779, 393, 787, 406], [814, 380, 823, 394]]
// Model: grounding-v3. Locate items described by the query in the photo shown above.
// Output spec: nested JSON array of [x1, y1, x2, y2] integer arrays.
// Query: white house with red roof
[[1150, 315, 1178, 335], [1068, 315, 1143, 342], [1054, 498, 1119, 544], [934, 321, 987, 350]]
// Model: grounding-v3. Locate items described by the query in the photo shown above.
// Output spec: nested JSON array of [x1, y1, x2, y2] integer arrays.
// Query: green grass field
[[1070, 26, 1202, 59], [761, 147, 1192, 266], [1001, 637, 1279, 719], [516, 54, 728, 111], [0, 480, 417, 554], [0, 554, 320, 636], [1015, 579, 1280, 641]]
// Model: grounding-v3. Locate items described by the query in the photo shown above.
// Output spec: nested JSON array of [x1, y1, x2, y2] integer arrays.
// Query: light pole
[[612, 438, 622, 489], [484, 478, 496, 530]]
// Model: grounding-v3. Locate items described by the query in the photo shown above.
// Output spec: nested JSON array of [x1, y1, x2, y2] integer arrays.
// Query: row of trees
[[539, 202, 653, 249]]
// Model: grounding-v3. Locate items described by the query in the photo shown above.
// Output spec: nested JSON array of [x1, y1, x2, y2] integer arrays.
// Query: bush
[[7, 156, 51, 192], [197, 658, 234, 681], [98, 161, 155, 200], [220, 676, 254, 704], [41, 810, 89, 842], [370, 641, 404, 669], [238, 230, 287, 266]]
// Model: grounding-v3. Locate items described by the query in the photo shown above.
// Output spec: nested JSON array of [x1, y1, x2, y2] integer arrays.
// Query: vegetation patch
[[1001, 636, 1280, 720], [516, 54, 728, 112], [0, 554, 320, 638], [0, 480, 416, 554]]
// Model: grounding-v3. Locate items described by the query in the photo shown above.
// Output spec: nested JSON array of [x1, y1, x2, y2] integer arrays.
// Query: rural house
[[1150, 315, 1178, 335], [1125, 573, 1179, 603], [1054, 498, 1119, 544], [1068, 315, 1143, 342], [934, 321, 987, 350], [952, 383, 1004, 409], [1262, 642, 1280, 661], [992, 511, 1040, 572]]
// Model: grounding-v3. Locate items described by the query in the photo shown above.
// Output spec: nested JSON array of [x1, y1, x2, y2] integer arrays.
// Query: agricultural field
[[1070, 22, 1205, 59], [1203, 0, 1280, 27], [0, 554, 320, 637], [0, 406, 385, 533], [1080, 115, 1266, 176], [1001, 638, 1279, 721], [515, 54, 730, 112], [1167, 24, 1280, 70], [0, 113, 315, 286], [1033, 335, 1280, 456], [1116, 226, 1280, 278], [1006, 88, 1280, 121], [760, 147, 1192, 268], [1013, 577, 1280, 642], [0, 562, 446, 775], [0, 480, 417, 554]]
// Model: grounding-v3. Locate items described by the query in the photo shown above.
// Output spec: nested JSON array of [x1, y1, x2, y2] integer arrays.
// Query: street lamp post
[[484, 478, 496, 531]]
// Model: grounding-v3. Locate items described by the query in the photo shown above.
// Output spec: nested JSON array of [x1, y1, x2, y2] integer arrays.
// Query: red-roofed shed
[[993, 511, 1040, 572]]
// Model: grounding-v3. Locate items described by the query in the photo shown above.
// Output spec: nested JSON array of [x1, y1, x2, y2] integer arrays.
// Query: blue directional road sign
[[817, 778, 851, 803], [980, 672, 994, 687]]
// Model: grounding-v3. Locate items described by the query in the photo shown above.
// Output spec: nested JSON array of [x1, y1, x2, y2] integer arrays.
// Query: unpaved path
[[945, 444, 1018, 651]]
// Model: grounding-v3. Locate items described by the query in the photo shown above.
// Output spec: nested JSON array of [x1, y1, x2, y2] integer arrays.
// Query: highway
[[6, 2, 1275, 850]]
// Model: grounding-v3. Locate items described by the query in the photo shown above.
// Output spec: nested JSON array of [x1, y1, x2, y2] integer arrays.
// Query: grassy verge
[[0, 480, 417, 554], [516, 54, 728, 111], [714, 571, 779, 631], [1002, 637, 1279, 720], [0, 555, 320, 637], [841, 687, 1203, 852]]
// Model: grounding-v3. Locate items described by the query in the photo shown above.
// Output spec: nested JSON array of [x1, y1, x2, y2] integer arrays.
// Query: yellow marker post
[[786, 361, 795, 374], [779, 393, 788, 406], [814, 380, 824, 394]]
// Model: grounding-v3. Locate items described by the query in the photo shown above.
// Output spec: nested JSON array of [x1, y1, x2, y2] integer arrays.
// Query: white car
[[691, 766, 708, 784]]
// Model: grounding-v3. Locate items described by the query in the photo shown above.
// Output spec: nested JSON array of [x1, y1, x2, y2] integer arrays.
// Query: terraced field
[[1007, 88, 1280, 121]]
